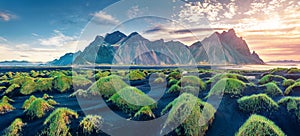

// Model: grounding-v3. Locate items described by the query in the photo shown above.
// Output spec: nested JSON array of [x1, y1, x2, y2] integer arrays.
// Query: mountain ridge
[[48, 29, 265, 66]]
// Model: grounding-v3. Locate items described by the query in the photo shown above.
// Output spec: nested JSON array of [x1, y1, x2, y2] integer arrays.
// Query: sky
[[0, 0, 299, 62]]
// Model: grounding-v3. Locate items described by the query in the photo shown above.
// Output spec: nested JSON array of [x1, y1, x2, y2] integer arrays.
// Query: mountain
[[50, 29, 264, 65], [268, 60, 300, 63], [47, 51, 81, 66]]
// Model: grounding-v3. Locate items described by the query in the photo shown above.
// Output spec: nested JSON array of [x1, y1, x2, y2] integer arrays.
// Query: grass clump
[[95, 71, 110, 80], [287, 68, 300, 74], [72, 76, 92, 87], [79, 115, 103, 135], [278, 97, 300, 121], [42, 93, 53, 99], [284, 82, 300, 95], [47, 99, 59, 106], [108, 86, 156, 113], [0, 96, 15, 114], [20, 79, 36, 95], [168, 79, 178, 87], [42, 108, 78, 136], [25, 98, 54, 119], [207, 73, 248, 84], [5, 84, 20, 94], [53, 75, 72, 93], [22, 95, 37, 109], [3, 118, 25, 136], [261, 82, 283, 97], [206, 78, 246, 98], [168, 71, 182, 80], [167, 84, 181, 93], [237, 94, 279, 114], [282, 79, 296, 87], [87, 75, 128, 98], [133, 106, 155, 120], [236, 114, 285, 136], [258, 74, 286, 85], [153, 77, 165, 84], [126, 70, 146, 81], [35, 78, 53, 92], [161, 93, 215, 136], [177, 76, 206, 90]]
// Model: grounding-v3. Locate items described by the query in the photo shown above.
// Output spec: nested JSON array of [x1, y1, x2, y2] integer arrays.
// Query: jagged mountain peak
[[104, 31, 127, 44]]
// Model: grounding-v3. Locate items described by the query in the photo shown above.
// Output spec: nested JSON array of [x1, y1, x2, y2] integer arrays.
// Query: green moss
[[69, 89, 88, 98], [20, 78, 37, 95], [206, 73, 249, 84], [284, 82, 300, 95], [168, 71, 181, 80], [5, 84, 20, 94], [287, 68, 300, 74], [168, 79, 178, 87], [0, 97, 15, 114], [94, 71, 110, 81], [72, 76, 92, 87], [261, 82, 283, 97], [87, 75, 128, 98], [278, 97, 300, 121], [126, 70, 146, 81], [22, 95, 37, 110], [53, 75, 72, 93], [47, 99, 59, 106], [133, 106, 155, 120], [270, 68, 289, 74], [3, 118, 25, 136], [79, 115, 103, 135], [108, 86, 156, 113], [9, 75, 32, 85], [177, 76, 206, 90], [258, 74, 286, 85], [42, 93, 53, 99], [206, 78, 246, 98], [25, 98, 54, 119], [36, 78, 53, 92], [236, 114, 285, 136], [43, 108, 78, 136], [153, 77, 165, 84], [282, 79, 296, 87], [167, 84, 181, 93], [1, 96, 14, 103], [237, 94, 279, 114], [161, 93, 215, 136]]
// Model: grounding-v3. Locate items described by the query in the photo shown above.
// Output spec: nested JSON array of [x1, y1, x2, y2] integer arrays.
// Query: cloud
[[39, 30, 76, 47], [0, 11, 17, 22], [0, 36, 8, 43], [127, 5, 141, 18], [91, 11, 119, 25]]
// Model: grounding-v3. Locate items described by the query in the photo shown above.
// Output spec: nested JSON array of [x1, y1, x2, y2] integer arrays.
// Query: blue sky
[[0, 0, 300, 62]]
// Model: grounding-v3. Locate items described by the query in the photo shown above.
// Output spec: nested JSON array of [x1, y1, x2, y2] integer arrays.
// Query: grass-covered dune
[[237, 94, 279, 114], [161, 93, 215, 136], [284, 82, 300, 95], [108, 86, 156, 114], [259, 74, 286, 85], [86, 75, 128, 98], [278, 97, 300, 121], [42, 108, 78, 136], [0, 96, 15, 114], [126, 70, 146, 81], [24, 98, 54, 119], [2, 118, 25, 136], [260, 82, 283, 97], [206, 78, 247, 98], [206, 73, 249, 84], [79, 115, 103, 135], [236, 114, 285, 136]]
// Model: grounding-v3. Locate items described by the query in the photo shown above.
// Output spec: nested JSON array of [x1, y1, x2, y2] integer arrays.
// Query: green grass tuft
[[108, 86, 156, 114], [278, 97, 300, 121], [35, 78, 53, 92], [87, 75, 128, 98], [168, 78, 178, 87], [167, 84, 181, 93], [237, 94, 279, 114], [53, 75, 72, 93], [1, 96, 14, 103], [47, 99, 59, 106], [0, 99, 15, 114], [3, 118, 25, 136], [261, 82, 283, 97], [79, 115, 103, 135], [284, 82, 300, 95], [206, 73, 249, 84], [258, 74, 286, 85], [5, 84, 20, 94], [235, 114, 285, 136], [161, 93, 215, 136], [153, 77, 165, 84], [22, 95, 37, 110], [43, 108, 78, 136], [177, 76, 206, 90], [133, 106, 155, 120], [168, 71, 182, 80], [206, 78, 246, 98], [72, 76, 92, 87], [42, 93, 53, 99], [282, 79, 296, 87], [25, 98, 54, 119], [126, 70, 146, 81], [95, 71, 110, 81]]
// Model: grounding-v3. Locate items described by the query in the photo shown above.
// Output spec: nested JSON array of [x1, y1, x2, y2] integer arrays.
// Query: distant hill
[[268, 60, 300, 63], [0, 60, 43, 66], [49, 29, 265, 65]]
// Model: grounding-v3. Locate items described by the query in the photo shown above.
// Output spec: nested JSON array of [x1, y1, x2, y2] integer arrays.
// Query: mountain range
[[47, 29, 264, 66]]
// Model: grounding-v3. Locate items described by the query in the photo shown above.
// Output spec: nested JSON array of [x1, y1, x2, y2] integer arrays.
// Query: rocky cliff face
[[49, 29, 264, 65]]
